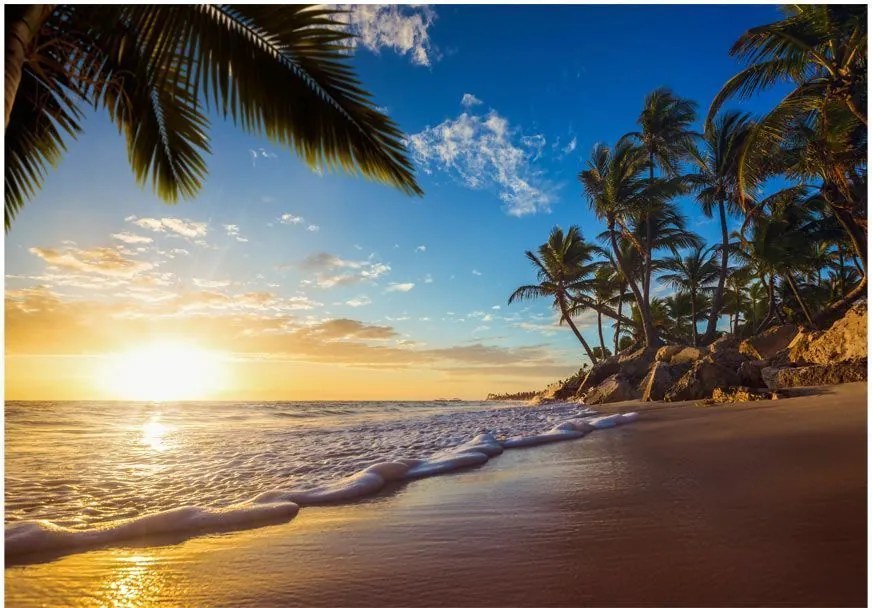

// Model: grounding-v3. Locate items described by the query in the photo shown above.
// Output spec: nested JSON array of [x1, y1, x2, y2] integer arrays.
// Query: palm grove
[[510, 6, 866, 365]]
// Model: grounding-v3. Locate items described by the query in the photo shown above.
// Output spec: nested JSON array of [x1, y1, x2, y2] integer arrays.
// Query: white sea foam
[[6, 400, 639, 559]]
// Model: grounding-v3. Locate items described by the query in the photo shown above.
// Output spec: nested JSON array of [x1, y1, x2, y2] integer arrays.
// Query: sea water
[[5, 400, 637, 558]]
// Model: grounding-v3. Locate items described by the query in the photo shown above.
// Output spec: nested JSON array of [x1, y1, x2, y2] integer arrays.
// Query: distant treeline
[[485, 390, 540, 401]]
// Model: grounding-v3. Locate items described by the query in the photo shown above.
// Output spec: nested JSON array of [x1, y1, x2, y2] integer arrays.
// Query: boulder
[[583, 374, 638, 405], [706, 387, 781, 404], [761, 360, 867, 390], [788, 303, 867, 365], [616, 347, 658, 380], [738, 360, 767, 388], [539, 371, 585, 402], [655, 345, 684, 362], [739, 325, 799, 361], [669, 346, 707, 365], [641, 361, 674, 402], [664, 358, 742, 402], [707, 335, 748, 370], [576, 357, 621, 395]]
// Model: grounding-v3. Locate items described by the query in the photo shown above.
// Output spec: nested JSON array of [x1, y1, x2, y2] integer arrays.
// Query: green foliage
[[5, 5, 422, 229]]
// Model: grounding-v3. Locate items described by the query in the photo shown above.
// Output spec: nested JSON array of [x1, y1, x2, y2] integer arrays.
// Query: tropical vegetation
[[509, 5, 866, 363], [5, 5, 421, 229]]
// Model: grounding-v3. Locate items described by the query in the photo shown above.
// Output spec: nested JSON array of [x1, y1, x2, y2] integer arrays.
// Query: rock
[[664, 358, 741, 402], [583, 374, 638, 405], [761, 359, 868, 389], [788, 303, 867, 365], [655, 345, 684, 362], [576, 347, 655, 397], [706, 387, 782, 404], [670, 346, 707, 365], [738, 360, 767, 388], [707, 335, 748, 370], [739, 325, 799, 361], [641, 361, 674, 402], [576, 357, 621, 396], [539, 371, 585, 402]]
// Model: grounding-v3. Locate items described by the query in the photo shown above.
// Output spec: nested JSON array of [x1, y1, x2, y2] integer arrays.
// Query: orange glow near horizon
[[98, 342, 227, 401]]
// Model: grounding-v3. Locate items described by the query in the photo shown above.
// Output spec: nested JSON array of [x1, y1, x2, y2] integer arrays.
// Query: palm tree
[[5, 5, 421, 228], [708, 5, 867, 128], [579, 141, 667, 348], [509, 226, 600, 363], [686, 110, 755, 344], [587, 265, 619, 356], [657, 244, 720, 346], [620, 88, 698, 309]]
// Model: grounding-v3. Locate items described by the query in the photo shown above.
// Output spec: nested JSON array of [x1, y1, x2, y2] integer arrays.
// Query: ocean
[[5, 399, 636, 559]]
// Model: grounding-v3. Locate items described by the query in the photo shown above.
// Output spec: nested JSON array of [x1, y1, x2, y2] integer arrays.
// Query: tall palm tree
[[508, 226, 600, 363], [579, 141, 669, 348], [587, 265, 619, 356], [5, 5, 421, 228], [708, 5, 867, 129], [621, 88, 698, 310], [657, 244, 720, 346], [686, 110, 755, 344]]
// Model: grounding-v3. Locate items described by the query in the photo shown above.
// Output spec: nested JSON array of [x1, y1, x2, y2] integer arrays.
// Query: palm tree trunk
[[596, 310, 606, 355], [825, 191, 867, 271], [5, 5, 55, 129], [755, 275, 776, 334], [703, 198, 729, 344], [785, 273, 816, 329], [642, 155, 654, 312], [560, 300, 597, 364], [608, 223, 660, 348], [690, 289, 698, 346], [844, 95, 868, 128], [614, 284, 625, 353], [733, 282, 740, 336]]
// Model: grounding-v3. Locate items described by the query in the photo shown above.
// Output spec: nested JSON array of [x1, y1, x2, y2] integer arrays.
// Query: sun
[[102, 341, 225, 401]]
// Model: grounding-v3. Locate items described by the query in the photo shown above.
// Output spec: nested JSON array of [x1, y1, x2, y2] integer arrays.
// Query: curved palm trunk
[[784, 272, 816, 329], [703, 198, 729, 344], [755, 275, 777, 334], [560, 298, 597, 364], [845, 95, 868, 128], [596, 310, 606, 355], [608, 223, 660, 348], [826, 193, 867, 271], [812, 274, 867, 327], [5, 5, 55, 128], [614, 284, 625, 353], [690, 289, 698, 346], [642, 156, 654, 312]]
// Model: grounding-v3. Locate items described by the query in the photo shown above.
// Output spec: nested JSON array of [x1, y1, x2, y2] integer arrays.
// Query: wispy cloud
[[223, 224, 248, 243], [306, 225, 320, 233], [299, 252, 391, 289], [30, 246, 154, 277], [126, 216, 208, 240], [337, 5, 437, 67], [415, 245, 427, 253], [472, 269, 483, 276], [279, 214, 304, 225], [461, 93, 482, 108], [408, 104, 554, 217], [111, 232, 152, 245], [385, 282, 415, 293], [346, 295, 373, 308]]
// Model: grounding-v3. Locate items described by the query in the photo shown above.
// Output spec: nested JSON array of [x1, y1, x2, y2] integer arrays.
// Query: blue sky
[[5, 5, 791, 400]]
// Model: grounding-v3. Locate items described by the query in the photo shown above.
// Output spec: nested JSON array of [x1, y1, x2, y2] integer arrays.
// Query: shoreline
[[6, 382, 866, 606]]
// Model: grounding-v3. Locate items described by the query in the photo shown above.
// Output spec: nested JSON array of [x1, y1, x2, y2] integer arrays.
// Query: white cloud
[[193, 278, 231, 289], [472, 269, 483, 276], [385, 282, 415, 293], [279, 214, 304, 225], [299, 253, 391, 289], [492, 305, 501, 310], [563, 136, 577, 155], [338, 4, 437, 67], [307, 225, 320, 232], [408, 107, 554, 217], [461, 93, 482, 108], [415, 245, 427, 253], [223, 224, 248, 243], [112, 232, 152, 245], [423, 273, 434, 284], [346, 295, 373, 308], [128, 216, 208, 240]]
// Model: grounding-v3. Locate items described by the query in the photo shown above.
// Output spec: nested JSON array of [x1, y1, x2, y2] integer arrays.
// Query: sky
[[5, 5, 791, 401]]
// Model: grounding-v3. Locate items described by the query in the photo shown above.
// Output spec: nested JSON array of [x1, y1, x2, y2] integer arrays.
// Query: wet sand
[[6, 382, 866, 607]]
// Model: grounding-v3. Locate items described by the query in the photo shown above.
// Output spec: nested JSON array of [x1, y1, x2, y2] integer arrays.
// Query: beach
[[6, 382, 866, 607]]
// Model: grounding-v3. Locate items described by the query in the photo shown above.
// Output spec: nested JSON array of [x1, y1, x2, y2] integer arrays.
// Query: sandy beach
[[6, 382, 866, 607]]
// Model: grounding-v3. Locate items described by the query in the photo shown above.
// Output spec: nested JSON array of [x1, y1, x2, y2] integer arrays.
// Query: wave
[[5, 411, 639, 561]]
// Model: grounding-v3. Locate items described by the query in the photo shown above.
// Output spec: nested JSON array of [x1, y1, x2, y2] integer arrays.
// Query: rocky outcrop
[[576, 347, 655, 398], [707, 335, 748, 370], [761, 359, 867, 389], [534, 369, 586, 403], [738, 360, 767, 388], [704, 387, 783, 404], [655, 345, 705, 365], [788, 302, 867, 365], [584, 374, 638, 405], [664, 358, 741, 402], [739, 325, 799, 361], [641, 361, 674, 402]]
